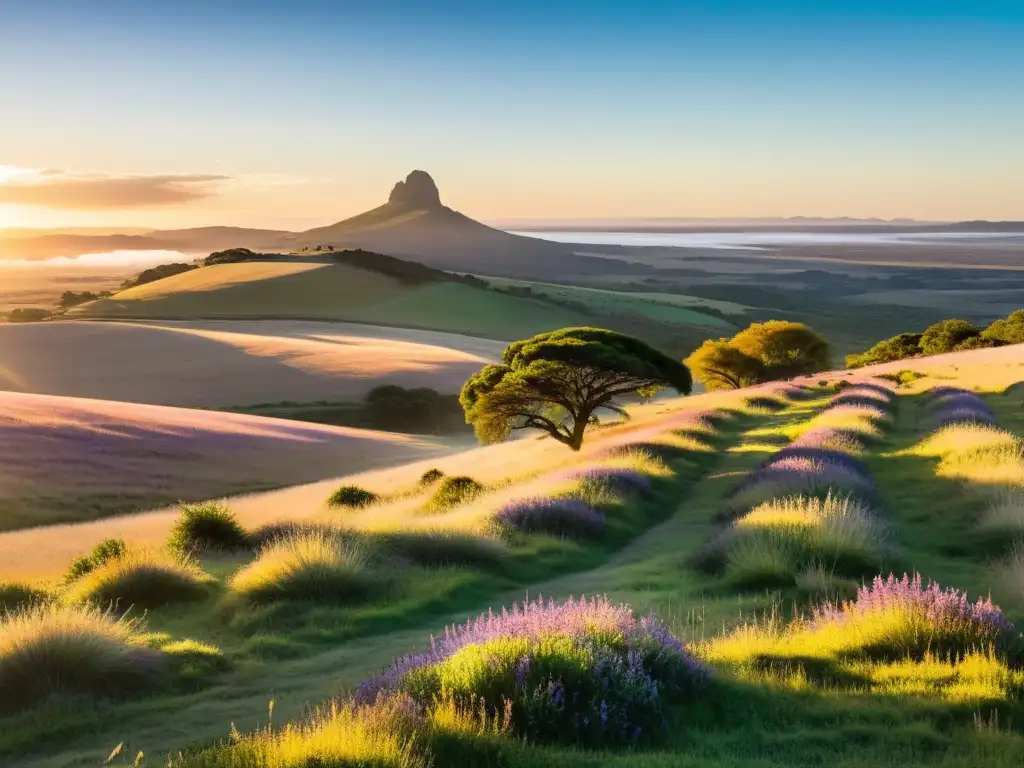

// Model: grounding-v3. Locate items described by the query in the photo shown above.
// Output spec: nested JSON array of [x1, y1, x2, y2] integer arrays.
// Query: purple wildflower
[[495, 497, 605, 537], [563, 467, 654, 495], [815, 572, 1014, 640], [356, 595, 707, 704]]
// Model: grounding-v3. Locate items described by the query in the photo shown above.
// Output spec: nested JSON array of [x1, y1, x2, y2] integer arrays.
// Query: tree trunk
[[567, 406, 593, 451]]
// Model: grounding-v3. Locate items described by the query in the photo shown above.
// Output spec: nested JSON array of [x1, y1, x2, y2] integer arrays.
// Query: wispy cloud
[[0, 168, 229, 208]]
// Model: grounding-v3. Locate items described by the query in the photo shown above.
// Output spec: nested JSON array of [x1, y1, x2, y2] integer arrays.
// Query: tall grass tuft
[[0, 582, 49, 612], [0, 604, 163, 713], [428, 476, 484, 511], [720, 493, 887, 585], [173, 693, 427, 768], [63, 549, 213, 611], [419, 468, 445, 486], [231, 532, 374, 604], [168, 502, 249, 555]]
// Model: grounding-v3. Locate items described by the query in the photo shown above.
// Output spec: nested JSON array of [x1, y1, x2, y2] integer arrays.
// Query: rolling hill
[[68, 258, 594, 337], [0, 390, 449, 536], [0, 318, 503, 407]]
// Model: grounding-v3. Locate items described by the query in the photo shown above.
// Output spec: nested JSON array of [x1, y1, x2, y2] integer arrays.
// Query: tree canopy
[[919, 319, 982, 356], [686, 321, 830, 391], [982, 310, 1024, 345], [460, 327, 692, 451]]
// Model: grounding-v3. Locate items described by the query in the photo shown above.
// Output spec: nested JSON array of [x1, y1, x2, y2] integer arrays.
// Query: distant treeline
[[846, 310, 1024, 368], [228, 385, 468, 435], [331, 249, 488, 288]]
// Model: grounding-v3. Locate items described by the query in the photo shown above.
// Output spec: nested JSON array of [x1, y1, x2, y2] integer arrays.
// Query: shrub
[[809, 573, 1016, 660], [7, 307, 52, 323], [231, 533, 374, 603], [0, 604, 163, 713], [920, 319, 981, 356], [428, 476, 484, 511], [495, 497, 605, 538], [327, 485, 380, 509], [121, 262, 197, 290], [357, 595, 708, 745], [63, 538, 127, 584], [845, 333, 922, 368], [63, 550, 212, 611], [563, 467, 654, 496], [720, 493, 887, 584], [0, 582, 48, 612], [419, 468, 445, 486], [787, 427, 865, 456], [168, 502, 249, 555], [727, 455, 876, 516]]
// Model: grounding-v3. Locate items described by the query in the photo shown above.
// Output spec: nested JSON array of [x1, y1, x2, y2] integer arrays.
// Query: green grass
[[10, 385, 1024, 766]]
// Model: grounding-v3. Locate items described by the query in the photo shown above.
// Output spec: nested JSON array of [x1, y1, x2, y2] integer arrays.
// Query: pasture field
[[4, 347, 1024, 767], [0, 391, 448, 536], [68, 261, 596, 339], [0, 319, 502, 407]]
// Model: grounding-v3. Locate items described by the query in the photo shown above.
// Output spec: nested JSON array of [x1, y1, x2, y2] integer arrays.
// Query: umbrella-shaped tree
[[460, 327, 692, 451]]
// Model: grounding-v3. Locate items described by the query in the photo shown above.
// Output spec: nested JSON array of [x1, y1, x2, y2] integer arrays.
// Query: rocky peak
[[388, 170, 442, 209]]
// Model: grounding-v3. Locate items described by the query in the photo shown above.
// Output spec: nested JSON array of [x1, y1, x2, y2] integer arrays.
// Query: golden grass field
[[0, 319, 503, 406], [0, 390, 450, 543]]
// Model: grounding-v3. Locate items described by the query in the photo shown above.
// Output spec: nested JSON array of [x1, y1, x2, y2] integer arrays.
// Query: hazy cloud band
[[0, 171, 228, 208]]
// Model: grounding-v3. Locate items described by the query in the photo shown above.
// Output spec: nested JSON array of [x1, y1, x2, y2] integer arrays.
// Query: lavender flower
[[563, 467, 654, 495], [495, 497, 605, 537], [814, 572, 1015, 654]]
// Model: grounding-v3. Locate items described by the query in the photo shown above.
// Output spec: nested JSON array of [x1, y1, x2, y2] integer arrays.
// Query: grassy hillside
[[70, 260, 595, 339], [484, 276, 739, 329], [0, 319, 502, 407], [7, 347, 1024, 765], [0, 391, 447, 541]]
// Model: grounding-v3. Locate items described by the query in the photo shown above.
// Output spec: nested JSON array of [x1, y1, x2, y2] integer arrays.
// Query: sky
[[0, 0, 1022, 230]]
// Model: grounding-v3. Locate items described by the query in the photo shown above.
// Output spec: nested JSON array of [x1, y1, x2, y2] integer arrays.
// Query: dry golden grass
[[0, 318, 502, 407], [61, 548, 213, 610]]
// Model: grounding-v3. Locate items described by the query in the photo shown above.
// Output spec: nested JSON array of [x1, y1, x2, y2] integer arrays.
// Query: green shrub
[[63, 538, 127, 584], [120, 262, 197, 290], [327, 485, 379, 509], [0, 583, 49, 612], [168, 502, 249, 555], [428, 476, 484, 511], [6, 307, 52, 323], [920, 319, 981, 356], [419, 468, 445, 486]]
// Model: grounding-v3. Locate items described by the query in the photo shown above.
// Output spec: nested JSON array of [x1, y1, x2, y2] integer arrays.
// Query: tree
[[983, 309, 1024, 344], [687, 321, 830, 390], [460, 327, 692, 451], [919, 319, 980, 356], [685, 339, 765, 391], [729, 321, 831, 379], [845, 332, 922, 368]]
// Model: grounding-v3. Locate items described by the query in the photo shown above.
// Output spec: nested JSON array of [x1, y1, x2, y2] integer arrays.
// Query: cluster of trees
[[845, 310, 1024, 368], [6, 308, 52, 323], [362, 385, 465, 434], [300, 245, 335, 252], [204, 248, 282, 266], [58, 291, 110, 310], [684, 321, 831, 391], [332, 249, 488, 288]]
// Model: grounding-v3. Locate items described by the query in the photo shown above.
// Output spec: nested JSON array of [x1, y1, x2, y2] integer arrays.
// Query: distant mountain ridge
[[1, 171, 1021, 266]]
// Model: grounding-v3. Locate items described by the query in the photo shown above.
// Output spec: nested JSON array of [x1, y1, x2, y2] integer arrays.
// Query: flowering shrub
[[495, 497, 605, 537], [787, 427, 865, 456], [812, 573, 1017, 660], [563, 467, 654, 495], [357, 595, 707, 745]]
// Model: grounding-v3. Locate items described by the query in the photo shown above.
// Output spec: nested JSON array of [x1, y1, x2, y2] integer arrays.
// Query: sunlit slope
[[0, 319, 502, 407], [70, 261, 592, 338], [0, 390, 448, 537]]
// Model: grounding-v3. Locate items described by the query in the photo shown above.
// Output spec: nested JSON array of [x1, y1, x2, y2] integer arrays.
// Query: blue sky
[[0, 0, 1021, 227]]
